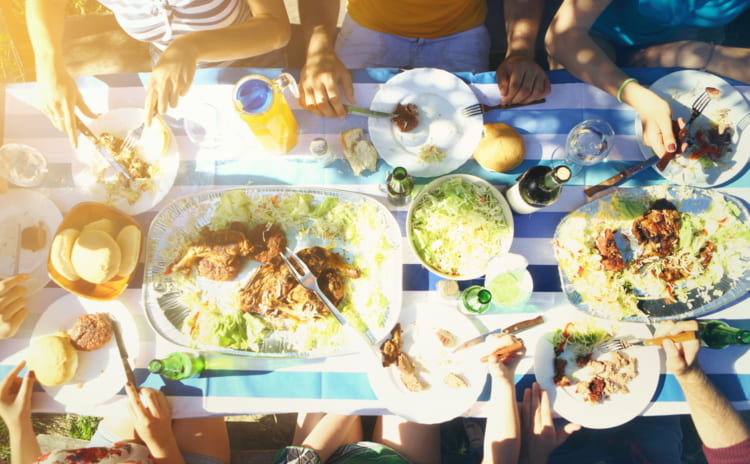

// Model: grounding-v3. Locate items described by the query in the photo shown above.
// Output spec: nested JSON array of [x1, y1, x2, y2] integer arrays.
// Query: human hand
[[37, 66, 96, 148], [0, 361, 35, 431], [628, 87, 676, 157], [126, 385, 179, 457], [520, 382, 580, 464], [0, 274, 30, 339], [299, 51, 355, 119], [482, 334, 526, 386], [655, 320, 700, 377], [496, 54, 550, 105], [145, 40, 199, 126]]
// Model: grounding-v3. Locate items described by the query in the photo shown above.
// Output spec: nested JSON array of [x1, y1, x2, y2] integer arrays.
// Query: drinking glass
[[0, 143, 48, 187], [564, 118, 615, 169], [183, 102, 221, 149]]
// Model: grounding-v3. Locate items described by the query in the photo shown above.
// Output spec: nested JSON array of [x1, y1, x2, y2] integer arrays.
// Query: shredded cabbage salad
[[410, 177, 510, 277], [554, 186, 750, 319], [171, 190, 396, 353]]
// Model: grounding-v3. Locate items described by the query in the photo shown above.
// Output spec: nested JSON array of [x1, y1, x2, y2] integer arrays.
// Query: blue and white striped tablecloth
[[2, 67, 750, 419]]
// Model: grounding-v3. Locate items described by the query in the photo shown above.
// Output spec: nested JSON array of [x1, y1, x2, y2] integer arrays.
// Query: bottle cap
[[235, 77, 272, 114], [554, 165, 572, 182], [148, 359, 163, 373]]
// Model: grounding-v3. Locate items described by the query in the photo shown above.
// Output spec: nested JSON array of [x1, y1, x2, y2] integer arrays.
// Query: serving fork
[[279, 247, 377, 345], [461, 98, 546, 117], [597, 331, 697, 354]]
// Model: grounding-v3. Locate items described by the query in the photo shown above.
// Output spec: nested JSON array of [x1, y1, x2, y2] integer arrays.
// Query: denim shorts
[[88, 422, 224, 464], [335, 15, 490, 72]]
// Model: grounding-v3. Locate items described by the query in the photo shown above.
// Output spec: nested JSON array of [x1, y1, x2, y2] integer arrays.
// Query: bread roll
[[71, 230, 122, 284], [342, 128, 378, 175], [81, 218, 118, 237], [116, 225, 141, 276], [473, 123, 525, 172], [28, 334, 78, 386], [50, 228, 80, 281]]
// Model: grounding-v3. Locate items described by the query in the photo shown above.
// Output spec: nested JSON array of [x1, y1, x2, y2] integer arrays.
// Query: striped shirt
[[96, 0, 251, 52]]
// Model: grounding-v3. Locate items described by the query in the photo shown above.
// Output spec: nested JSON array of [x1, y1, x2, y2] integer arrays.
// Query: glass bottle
[[386, 166, 414, 206], [460, 285, 492, 314], [505, 165, 572, 215], [232, 73, 299, 154], [148, 352, 205, 380], [698, 320, 750, 349]]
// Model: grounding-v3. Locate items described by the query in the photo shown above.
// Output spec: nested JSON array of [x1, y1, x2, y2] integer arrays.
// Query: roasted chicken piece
[[595, 228, 624, 272], [238, 246, 360, 321], [166, 224, 253, 280], [631, 201, 681, 259], [381, 323, 403, 367], [246, 223, 287, 263]]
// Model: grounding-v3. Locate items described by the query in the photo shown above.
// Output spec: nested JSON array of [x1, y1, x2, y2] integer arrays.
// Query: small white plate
[[368, 303, 487, 424], [72, 107, 179, 215], [0, 189, 62, 292], [30, 294, 139, 407], [534, 315, 660, 429], [635, 70, 750, 187], [369, 68, 483, 177]]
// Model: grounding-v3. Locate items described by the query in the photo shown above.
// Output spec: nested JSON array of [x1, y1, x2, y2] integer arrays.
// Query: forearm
[[299, 0, 340, 61], [25, 0, 67, 76], [504, 0, 543, 57], [171, 15, 291, 63], [678, 368, 750, 449], [146, 436, 186, 464], [9, 422, 41, 464], [483, 379, 520, 464]]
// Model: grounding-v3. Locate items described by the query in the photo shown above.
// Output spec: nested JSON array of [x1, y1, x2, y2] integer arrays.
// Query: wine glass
[[0, 143, 48, 187], [562, 119, 615, 175]]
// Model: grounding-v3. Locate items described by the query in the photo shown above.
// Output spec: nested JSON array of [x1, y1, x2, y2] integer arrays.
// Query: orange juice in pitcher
[[233, 73, 299, 154]]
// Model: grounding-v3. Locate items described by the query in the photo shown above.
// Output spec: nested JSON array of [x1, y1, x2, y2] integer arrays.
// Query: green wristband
[[617, 77, 638, 103]]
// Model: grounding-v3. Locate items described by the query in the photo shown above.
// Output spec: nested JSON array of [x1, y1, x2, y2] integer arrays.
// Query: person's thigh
[[335, 15, 413, 69], [415, 25, 491, 72]]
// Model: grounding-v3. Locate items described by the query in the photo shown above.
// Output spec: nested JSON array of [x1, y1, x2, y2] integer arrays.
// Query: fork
[[597, 331, 697, 354], [279, 248, 377, 345], [461, 98, 546, 117], [683, 91, 711, 130], [121, 122, 145, 152]]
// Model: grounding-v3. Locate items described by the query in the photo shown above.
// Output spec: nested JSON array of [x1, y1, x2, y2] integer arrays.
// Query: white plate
[[30, 294, 139, 407], [368, 303, 487, 424], [369, 68, 483, 177], [534, 315, 660, 429], [72, 107, 179, 215], [635, 70, 750, 187], [0, 189, 62, 292]]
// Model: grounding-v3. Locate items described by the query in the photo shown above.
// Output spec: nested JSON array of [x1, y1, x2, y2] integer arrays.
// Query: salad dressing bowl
[[406, 174, 514, 280]]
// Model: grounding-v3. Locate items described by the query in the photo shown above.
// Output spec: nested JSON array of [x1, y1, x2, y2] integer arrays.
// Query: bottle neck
[[540, 166, 571, 191]]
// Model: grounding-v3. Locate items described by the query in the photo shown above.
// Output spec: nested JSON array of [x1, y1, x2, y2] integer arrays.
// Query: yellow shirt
[[348, 0, 486, 39]]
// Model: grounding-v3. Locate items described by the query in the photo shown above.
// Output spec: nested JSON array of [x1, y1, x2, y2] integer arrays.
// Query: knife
[[453, 315, 544, 353], [75, 117, 134, 182], [110, 315, 137, 386], [345, 105, 396, 119], [584, 156, 659, 199]]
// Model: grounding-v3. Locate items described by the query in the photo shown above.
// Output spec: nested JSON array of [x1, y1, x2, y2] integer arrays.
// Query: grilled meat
[[69, 313, 113, 351], [595, 228, 624, 272], [246, 223, 287, 264], [166, 224, 253, 280], [631, 202, 681, 259], [238, 246, 359, 321], [391, 103, 419, 132], [381, 323, 403, 367]]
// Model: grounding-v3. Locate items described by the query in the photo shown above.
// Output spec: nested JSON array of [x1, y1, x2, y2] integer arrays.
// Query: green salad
[[410, 177, 510, 277]]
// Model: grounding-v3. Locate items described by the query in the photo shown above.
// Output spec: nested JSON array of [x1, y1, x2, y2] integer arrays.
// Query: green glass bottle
[[460, 285, 492, 314], [698, 320, 750, 349], [386, 166, 414, 206], [148, 352, 205, 380]]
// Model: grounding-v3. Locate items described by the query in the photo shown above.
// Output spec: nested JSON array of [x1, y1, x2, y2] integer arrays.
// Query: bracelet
[[700, 42, 716, 72], [616, 77, 638, 103]]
